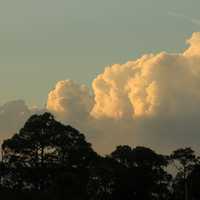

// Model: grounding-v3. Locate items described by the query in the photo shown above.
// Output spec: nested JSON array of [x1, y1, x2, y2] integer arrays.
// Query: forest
[[0, 112, 199, 200]]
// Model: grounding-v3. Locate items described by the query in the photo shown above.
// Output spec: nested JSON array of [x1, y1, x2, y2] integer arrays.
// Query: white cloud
[[47, 32, 200, 154], [3, 32, 200, 154], [47, 80, 94, 128], [92, 52, 200, 119]]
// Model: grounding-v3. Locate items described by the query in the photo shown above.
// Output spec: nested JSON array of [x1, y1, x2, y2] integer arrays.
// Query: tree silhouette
[[188, 164, 200, 200], [170, 148, 198, 200], [110, 146, 171, 200], [0, 112, 200, 200], [1, 112, 97, 199]]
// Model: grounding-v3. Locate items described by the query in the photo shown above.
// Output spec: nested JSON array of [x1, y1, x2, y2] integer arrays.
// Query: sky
[[1, 0, 200, 154], [1, 0, 200, 106]]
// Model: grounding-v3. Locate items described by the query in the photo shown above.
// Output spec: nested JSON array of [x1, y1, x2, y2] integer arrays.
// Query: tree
[[110, 146, 171, 200], [1, 112, 97, 197], [87, 156, 120, 200], [188, 164, 200, 200], [170, 148, 198, 200]]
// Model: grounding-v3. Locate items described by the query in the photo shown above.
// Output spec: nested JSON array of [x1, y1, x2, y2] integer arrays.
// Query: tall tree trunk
[[41, 145, 44, 167], [184, 167, 188, 200]]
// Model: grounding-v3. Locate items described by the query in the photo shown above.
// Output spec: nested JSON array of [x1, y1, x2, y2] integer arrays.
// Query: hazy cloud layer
[[168, 11, 200, 26], [0, 100, 46, 141], [3, 32, 200, 154], [0, 100, 30, 139]]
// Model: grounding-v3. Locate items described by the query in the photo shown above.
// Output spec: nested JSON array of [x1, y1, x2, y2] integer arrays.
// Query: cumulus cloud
[[2, 32, 200, 154], [92, 52, 200, 119], [184, 32, 200, 57], [47, 80, 94, 127], [46, 32, 200, 154]]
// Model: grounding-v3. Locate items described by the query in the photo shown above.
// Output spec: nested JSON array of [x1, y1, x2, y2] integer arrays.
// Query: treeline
[[0, 113, 199, 200]]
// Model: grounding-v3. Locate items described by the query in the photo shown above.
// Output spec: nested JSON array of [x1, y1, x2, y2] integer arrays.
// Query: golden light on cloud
[[2, 32, 200, 153], [45, 32, 200, 153]]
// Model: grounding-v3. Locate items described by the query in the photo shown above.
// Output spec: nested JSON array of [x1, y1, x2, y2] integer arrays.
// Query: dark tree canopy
[[0, 112, 199, 200], [109, 146, 171, 200], [1, 113, 97, 196]]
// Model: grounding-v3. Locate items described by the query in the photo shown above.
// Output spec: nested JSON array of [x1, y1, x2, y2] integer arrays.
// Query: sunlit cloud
[[46, 32, 200, 153], [3, 33, 200, 154]]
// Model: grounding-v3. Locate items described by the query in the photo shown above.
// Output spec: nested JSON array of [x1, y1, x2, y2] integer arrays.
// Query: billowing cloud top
[[47, 80, 94, 121], [3, 32, 200, 154], [92, 52, 200, 119], [184, 32, 200, 57], [47, 33, 200, 119], [46, 32, 200, 153]]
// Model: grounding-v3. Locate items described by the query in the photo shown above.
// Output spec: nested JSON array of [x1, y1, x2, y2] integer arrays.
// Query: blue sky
[[0, 0, 200, 106]]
